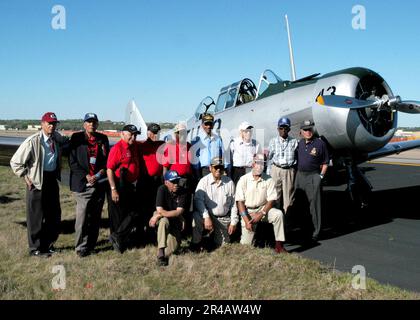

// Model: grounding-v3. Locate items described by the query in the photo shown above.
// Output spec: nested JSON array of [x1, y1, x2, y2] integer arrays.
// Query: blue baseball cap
[[278, 117, 291, 128], [84, 113, 99, 122], [164, 170, 180, 182]]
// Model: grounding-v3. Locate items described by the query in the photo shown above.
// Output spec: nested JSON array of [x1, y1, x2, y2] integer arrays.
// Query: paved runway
[[286, 162, 420, 293]]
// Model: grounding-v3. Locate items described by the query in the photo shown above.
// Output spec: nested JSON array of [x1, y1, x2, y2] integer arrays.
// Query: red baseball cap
[[41, 112, 60, 123]]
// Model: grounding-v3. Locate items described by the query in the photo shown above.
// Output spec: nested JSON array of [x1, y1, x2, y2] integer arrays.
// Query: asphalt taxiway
[[286, 159, 420, 293]]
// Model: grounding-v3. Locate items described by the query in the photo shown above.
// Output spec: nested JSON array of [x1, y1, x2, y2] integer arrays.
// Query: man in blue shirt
[[295, 120, 329, 242], [191, 113, 225, 181]]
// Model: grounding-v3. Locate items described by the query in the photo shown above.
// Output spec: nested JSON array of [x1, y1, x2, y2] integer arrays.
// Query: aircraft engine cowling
[[312, 69, 398, 153]]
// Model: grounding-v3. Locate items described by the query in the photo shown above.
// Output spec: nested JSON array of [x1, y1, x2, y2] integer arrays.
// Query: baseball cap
[[278, 117, 291, 128], [84, 113, 99, 122], [174, 123, 187, 133], [122, 124, 141, 134], [300, 120, 315, 130], [201, 113, 214, 123], [164, 170, 180, 182], [238, 121, 253, 131], [41, 112, 59, 123], [210, 157, 224, 166], [147, 123, 161, 134]]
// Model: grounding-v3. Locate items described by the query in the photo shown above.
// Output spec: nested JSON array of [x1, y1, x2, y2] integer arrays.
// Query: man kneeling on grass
[[149, 170, 188, 266]]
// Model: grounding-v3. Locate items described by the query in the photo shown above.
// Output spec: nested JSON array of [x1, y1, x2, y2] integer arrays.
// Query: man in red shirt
[[162, 123, 194, 235], [136, 123, 165, 244], [107, 124, 141, 253]]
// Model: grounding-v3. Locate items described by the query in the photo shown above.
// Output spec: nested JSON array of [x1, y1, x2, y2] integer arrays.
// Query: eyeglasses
[[212, 165, 224, 171]]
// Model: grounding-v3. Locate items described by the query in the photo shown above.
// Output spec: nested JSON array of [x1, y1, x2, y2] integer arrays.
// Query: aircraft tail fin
[[125, 99, 148, 141]]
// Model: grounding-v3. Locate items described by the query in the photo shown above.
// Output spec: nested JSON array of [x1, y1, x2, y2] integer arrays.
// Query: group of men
[[10, 110, 329, 266]]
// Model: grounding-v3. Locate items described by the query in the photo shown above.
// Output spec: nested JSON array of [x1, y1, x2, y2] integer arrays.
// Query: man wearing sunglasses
[[295, 120, 329, 243], [191, 113, 225, 181], [10, 112, 69, 257], [191, 157, 238, 252], [267, 117, 298, 214]]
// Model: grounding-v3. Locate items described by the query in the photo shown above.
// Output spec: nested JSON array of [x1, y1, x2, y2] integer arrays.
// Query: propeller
[[317, 95, 420, 114]]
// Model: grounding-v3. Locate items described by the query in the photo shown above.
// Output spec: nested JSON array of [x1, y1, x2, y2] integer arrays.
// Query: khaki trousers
[[192, 211, 231, 247], [240, 207, 285, 245], [270, 165, 296, 213], [73, 186, 105, 252], [157, 216, 182, 257]]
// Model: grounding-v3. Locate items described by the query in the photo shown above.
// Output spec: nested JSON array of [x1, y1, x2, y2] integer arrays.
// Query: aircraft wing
[[367, 139, 420, 161]]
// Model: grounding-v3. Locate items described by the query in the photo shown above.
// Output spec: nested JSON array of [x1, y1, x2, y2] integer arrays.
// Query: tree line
[[0, 120, 176, 131]]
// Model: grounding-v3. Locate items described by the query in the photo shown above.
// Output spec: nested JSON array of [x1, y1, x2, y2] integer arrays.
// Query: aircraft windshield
[[256, 69, 283, 98], [194, 96, 215, 120]]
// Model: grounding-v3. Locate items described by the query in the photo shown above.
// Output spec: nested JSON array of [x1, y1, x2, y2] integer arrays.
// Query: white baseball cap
[[238, 121, 253, 131]]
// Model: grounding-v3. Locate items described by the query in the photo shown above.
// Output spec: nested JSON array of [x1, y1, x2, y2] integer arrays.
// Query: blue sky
[[0, 0, 419, 127]]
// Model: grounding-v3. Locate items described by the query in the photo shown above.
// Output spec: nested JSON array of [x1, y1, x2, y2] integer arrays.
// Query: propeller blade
[[316, 95, 379, 110], [396, 101, 420, 114]]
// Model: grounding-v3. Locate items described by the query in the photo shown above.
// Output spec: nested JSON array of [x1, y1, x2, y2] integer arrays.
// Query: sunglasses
[[212, 165, 224, 171], [204, 122, 214, 127], [302, 128, 313, 132]]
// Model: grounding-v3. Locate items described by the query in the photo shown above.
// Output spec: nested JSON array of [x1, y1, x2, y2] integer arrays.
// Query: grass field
[[0, 165, 419, 300]]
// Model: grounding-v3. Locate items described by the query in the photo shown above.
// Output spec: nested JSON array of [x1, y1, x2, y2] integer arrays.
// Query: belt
[[273, 163, 294, 169]]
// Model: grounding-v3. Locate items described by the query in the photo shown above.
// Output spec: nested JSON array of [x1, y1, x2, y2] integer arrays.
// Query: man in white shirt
[[191, 157, 238, 251], [229, 121, 261, 185]]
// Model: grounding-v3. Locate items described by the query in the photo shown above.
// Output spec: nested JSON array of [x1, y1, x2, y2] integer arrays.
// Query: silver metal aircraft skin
[[153, 66, 420, 208]]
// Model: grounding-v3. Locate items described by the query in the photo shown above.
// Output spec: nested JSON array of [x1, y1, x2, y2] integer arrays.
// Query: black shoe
[[109, 234, 123, 253], [189, 242, 203, 253], [157, 256, 169, 267], [311, 235, 320, 242], [76, 249, 90, 258], [30, 250, 51, 258]]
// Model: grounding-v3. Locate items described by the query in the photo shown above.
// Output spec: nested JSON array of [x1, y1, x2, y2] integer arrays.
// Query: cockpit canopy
[[214, 78, 257, 112], [193, 70, 284, 119]]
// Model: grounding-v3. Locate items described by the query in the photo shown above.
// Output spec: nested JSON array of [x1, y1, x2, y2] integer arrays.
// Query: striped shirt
[[229, 137, 261, 167], [267, 135, 298, 174]]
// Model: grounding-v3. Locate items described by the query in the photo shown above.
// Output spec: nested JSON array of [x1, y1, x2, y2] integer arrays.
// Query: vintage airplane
[[128, 16, 420, 209]]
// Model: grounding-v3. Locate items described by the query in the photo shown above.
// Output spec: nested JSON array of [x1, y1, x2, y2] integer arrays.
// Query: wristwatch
[[111, 186, 116, 191]]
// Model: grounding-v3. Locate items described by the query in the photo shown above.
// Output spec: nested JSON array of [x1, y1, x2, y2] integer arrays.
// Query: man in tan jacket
[[10, 112, 68, 257]]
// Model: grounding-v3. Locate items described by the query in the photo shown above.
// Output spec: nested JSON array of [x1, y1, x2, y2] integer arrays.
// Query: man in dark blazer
[[69, 113, 110, 257]]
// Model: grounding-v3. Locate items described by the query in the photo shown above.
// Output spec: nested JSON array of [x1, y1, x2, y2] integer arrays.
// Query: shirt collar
[[278, 135, 289, 143], [210, 174, 224, 186], [199, 128, 215, 141], [120, 139, 130, 149], [42, 131, 52, 143]]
